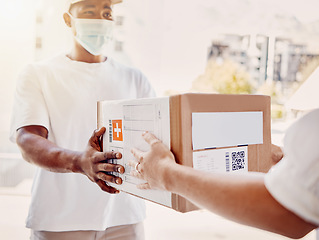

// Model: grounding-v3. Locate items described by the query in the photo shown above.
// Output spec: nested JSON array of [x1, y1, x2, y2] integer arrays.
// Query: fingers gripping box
[[97, 93, 272, 213]]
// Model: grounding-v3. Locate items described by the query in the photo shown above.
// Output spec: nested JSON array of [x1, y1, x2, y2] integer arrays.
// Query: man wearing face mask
[[10, 0, 155, 239]]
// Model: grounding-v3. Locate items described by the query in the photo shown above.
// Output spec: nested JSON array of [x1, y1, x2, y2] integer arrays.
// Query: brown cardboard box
[[97, 93, 271, 213]]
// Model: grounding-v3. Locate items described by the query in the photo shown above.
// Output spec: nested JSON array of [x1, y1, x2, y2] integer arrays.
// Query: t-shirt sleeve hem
[[9, 121, 50, 143], [265, 161, 319, 226]]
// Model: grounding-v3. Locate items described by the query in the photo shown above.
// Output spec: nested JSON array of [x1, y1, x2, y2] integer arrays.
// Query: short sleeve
[[9, 64, 50, 143], [265, 109, 319, 226], [137, 70, 156, 98]]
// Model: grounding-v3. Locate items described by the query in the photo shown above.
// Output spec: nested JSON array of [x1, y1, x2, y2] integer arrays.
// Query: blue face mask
[[69, 14, 114, 56]]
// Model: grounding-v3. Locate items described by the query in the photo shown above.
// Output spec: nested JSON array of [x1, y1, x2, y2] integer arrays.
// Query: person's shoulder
[[37, 53, 66, 67], [305, 108, 319, 118], [108, 58, 144, 77], [294, 108, 319, 130], [18, 54, 67, 84], [24, 53, 66, 71], [108, 58, 155, 97], [284, 108, 319, 151]]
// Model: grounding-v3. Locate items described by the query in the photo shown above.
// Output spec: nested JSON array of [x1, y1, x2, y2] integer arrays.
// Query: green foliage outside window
[[191, 59, 254, 94]]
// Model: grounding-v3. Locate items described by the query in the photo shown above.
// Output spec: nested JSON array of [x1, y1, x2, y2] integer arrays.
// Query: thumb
[[95, 127, 106, 138], [89, 127, 106, 150]]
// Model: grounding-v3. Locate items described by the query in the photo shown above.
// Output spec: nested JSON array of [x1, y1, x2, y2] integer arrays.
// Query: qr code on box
[[231, 151, 246, 171]]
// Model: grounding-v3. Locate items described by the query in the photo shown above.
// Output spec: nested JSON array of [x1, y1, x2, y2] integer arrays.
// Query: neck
[[68, 40, 106, 63]]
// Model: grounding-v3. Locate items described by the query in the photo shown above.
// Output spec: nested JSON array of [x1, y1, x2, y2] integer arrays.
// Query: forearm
[[131, 132, 316, 238], [17, 130, 81, 173], [16, 126, 124, 193], [164, 165, 316, 239]]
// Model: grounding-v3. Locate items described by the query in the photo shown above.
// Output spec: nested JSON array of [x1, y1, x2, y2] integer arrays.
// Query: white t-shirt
[[265, 108, 319, 227], [10, 54, 156, 231]]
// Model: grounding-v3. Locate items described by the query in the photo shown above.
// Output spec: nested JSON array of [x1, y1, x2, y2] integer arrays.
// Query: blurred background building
[[207, 34, 319, 88]]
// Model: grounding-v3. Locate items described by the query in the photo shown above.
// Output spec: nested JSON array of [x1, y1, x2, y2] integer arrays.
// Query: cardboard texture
[[97, 93, 272, 213]]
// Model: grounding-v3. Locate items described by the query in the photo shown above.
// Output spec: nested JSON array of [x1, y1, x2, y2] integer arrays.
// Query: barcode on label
[[225, 152, 230, 172], [109, 120, 112, 142]]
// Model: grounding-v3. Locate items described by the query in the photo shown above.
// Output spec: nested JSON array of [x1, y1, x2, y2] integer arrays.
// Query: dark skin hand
[[16, 126, 125, 194]]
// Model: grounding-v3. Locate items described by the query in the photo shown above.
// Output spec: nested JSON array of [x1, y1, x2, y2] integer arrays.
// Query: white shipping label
[[192, 112, 263, 150], [193, 146, 248, 173]]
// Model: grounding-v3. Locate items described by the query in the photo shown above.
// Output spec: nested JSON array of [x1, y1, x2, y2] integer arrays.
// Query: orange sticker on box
[[112, 120, 123, 141]]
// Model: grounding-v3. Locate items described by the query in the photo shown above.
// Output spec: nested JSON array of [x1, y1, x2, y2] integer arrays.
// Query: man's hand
[[16, 125, 124, 194], [271, 144, 284, 165], [78, 127, 125, 194], [129, 132, 176, 191]]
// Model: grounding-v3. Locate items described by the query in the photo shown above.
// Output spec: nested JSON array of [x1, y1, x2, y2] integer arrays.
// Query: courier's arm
[[130, 132, 317, 239], [16, 125, 124, 193]]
